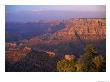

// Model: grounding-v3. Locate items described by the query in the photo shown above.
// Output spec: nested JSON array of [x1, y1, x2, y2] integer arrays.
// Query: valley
[[5, 18, 106, 72]]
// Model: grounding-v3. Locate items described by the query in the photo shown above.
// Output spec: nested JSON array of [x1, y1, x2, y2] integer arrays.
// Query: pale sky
[[6, 5, 106, 22]]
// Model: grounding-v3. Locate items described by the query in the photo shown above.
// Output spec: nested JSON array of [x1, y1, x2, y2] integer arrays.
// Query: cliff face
[[12, 18, 106, 46], [50, 18, 106, 41]]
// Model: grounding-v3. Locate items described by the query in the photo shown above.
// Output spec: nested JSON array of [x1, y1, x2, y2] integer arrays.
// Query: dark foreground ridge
[[5, 44, 106, 72]]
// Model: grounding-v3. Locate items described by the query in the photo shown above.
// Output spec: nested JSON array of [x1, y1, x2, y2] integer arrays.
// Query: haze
[[6, 5, 106, 22]]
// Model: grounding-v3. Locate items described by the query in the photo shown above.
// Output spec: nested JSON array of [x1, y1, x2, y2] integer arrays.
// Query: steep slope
[[15, 18, 106, 46], [50, 18, 106, 41]]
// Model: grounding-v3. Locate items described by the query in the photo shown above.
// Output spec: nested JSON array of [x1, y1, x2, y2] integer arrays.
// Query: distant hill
[[5, 21, 65, 42]]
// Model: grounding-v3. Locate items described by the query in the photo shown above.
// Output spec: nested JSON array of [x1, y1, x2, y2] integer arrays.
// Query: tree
[[57, 44, 106, 72], [84, 44, 97, 56], [77, 44, 98, 72], [92, 55, 106, 71], [76, 44, 106, 72], [57, 56, 76, 72]]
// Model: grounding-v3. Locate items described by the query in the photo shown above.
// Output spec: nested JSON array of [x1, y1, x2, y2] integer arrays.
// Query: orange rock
[[64, 54, 75, 61]]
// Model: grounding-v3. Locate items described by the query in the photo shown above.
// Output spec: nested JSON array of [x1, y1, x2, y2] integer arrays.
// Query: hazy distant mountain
[[5, 21, 65, 42], [6, 10, 106, 23]]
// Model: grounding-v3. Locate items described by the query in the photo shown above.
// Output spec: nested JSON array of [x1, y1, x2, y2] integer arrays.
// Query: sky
[[5, 5, 106, 22]]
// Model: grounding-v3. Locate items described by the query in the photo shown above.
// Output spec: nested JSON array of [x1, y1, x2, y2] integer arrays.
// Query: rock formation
[[50, 18, 106, 41]]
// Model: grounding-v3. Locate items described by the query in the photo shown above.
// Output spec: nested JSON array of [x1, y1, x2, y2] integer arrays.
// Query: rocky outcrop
[[46, 51, 55, 57], [5, 46, 32, 63], [5, 42, 16, 48], [50, 18, 106, 41], [64, 54, 75, 61]]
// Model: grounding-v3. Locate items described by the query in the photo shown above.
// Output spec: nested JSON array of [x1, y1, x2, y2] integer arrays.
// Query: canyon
[[5, 18, 106, 72]]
